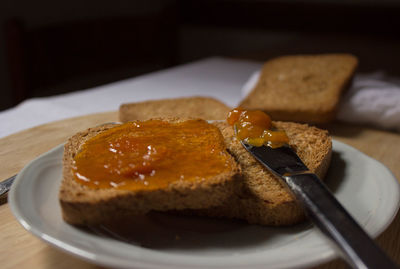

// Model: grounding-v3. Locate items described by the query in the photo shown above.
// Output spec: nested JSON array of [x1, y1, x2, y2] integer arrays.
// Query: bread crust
[[59, 119, 240, 226], [240, 54, 358, 123]]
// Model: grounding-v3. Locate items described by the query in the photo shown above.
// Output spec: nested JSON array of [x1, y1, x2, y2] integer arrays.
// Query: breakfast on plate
[[59, 111, 331, 227], [59, 53, 357, 227]]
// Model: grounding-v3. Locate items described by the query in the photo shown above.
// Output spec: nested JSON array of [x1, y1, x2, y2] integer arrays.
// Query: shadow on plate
[[324, 150, 346, 194], [84, 213, 313, 250], [82, 150, 346, 251]]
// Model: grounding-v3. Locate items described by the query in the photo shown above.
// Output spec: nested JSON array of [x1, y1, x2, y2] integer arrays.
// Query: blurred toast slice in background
[[119, 96, 231, 122], [240, 54, 358, 123]]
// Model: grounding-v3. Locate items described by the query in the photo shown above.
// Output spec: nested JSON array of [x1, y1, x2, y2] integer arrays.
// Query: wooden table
[[1, 111, 399, 269]]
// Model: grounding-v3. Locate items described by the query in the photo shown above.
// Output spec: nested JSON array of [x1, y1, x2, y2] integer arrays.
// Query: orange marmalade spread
[[227, 108, 289, 147], [72, 119, 232, 190]]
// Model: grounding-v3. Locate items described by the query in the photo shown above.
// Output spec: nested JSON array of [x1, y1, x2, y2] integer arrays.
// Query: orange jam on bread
[[72, 119, 233, 190], [227, 108, 289, 147]]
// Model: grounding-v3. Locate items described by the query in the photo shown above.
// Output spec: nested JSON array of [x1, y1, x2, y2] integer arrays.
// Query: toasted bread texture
[[119, 97, 231, 122], [184, 121, 332, 226], [59, 119, 240, 226], [117, 98, 332, 226], [239, 54, 358, 123]]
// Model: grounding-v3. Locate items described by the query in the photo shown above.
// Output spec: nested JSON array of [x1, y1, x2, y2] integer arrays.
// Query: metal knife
[[0, 174, 16, 202], [241, 142, 398, 269]]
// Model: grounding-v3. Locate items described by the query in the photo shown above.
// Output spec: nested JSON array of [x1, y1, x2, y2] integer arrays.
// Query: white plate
[[9, 140, 400, 269]]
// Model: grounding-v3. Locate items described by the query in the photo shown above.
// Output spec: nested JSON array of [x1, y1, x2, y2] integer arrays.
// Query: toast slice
[[119, 96, 231, 122], [59, 119, 240, 226], [239, 54, 358, 123], [183, 121, 332, 226]]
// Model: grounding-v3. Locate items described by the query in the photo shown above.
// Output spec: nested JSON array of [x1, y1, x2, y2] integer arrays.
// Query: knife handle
[[0, 174, 16, 200], [284, 173, 399, 269]]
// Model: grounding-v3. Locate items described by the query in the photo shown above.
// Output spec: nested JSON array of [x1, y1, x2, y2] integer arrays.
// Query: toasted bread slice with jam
[[59, 119, 240, 226], [185, 121, 332, 226]]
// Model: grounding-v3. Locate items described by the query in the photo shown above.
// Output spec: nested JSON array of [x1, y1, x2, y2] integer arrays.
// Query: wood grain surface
[[0, 112, 399, 269]]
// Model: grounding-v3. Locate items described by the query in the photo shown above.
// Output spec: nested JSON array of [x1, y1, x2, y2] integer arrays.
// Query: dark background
[[1, 0, 400, 111]]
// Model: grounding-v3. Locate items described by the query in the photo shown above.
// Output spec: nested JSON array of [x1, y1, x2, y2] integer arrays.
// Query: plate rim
[[8, 140, 400, 269]]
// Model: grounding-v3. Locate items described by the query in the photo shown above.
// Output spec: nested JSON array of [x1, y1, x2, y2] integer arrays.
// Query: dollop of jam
[[72, 120, 233, 190], [227, 108, 289, 147]]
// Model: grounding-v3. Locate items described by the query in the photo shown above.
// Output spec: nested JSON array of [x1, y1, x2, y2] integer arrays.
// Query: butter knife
[[241, 142, 398, 269], [0, 174, 16, 201]]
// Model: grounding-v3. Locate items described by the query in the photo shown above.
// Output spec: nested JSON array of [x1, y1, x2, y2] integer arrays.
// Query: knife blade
[[241, 142, 398, 269]]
